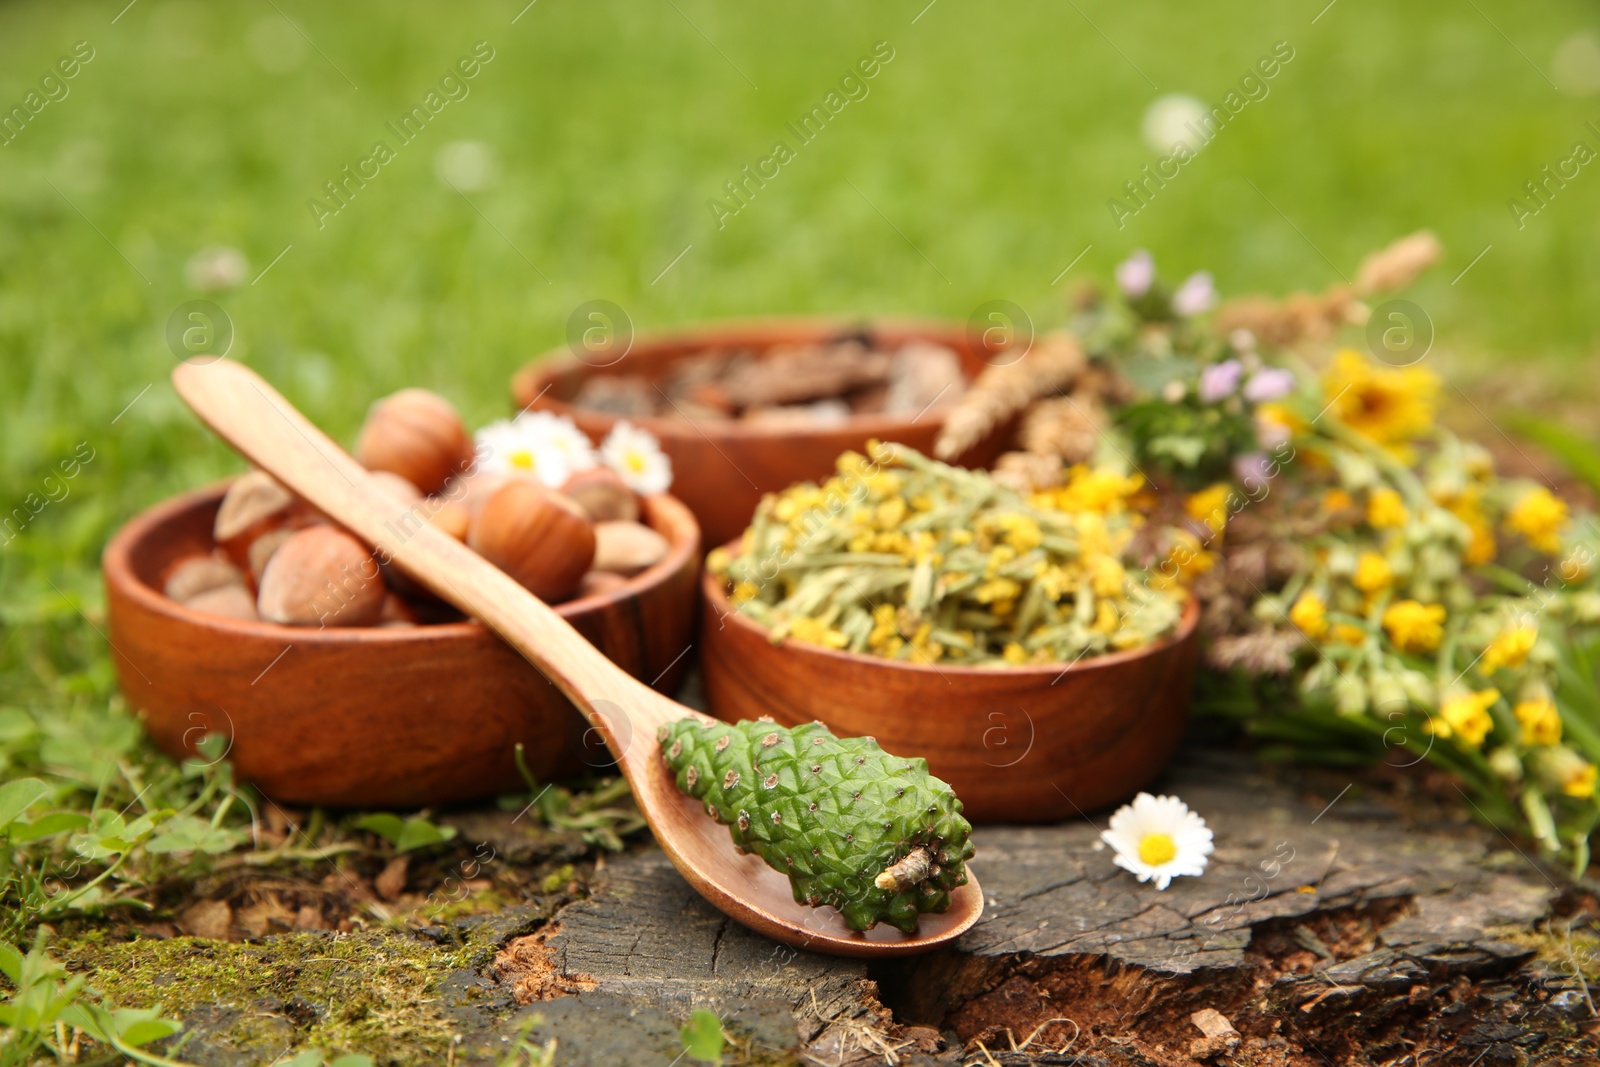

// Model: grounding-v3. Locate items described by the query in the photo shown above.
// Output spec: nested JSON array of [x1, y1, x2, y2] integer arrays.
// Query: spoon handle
[[171, 358, 681, 753]]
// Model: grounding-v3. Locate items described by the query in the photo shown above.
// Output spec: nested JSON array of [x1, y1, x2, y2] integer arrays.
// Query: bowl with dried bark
[[510, 317, 1019, 549]]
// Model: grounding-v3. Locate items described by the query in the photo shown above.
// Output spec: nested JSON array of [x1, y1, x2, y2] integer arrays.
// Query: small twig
[[1018, 1017, 1079, 1054]]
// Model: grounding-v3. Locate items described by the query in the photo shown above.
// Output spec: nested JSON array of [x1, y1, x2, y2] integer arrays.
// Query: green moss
[[54, 930, 480, 1065], [1487, 922, 1600, 981]]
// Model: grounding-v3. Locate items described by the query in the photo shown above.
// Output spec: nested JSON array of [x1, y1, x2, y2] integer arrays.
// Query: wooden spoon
[[171, 358, 982, 958]]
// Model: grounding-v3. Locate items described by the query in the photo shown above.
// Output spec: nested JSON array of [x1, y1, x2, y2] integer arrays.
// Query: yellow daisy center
[[1138, 832, 1176, 866], [509, 449, 536, 470], [624, 451, 646, 473]]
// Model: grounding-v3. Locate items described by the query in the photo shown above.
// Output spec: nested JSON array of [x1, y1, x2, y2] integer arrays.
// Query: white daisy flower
[[475, 412, 596, 488], [600, 421, 673, 495], [1100, 792, 1213, 890]]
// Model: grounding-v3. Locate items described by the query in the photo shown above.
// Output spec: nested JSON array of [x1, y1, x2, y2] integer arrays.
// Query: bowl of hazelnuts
[[102, 387, 701, 808]]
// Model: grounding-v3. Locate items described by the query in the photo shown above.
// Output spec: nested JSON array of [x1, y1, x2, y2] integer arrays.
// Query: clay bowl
[[699, 566, 1200, 824], [102, 482, 701, 809], [510, 317, 1016, 549]]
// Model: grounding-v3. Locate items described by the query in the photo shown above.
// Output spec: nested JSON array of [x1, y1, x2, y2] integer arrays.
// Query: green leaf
[[0, 940, 24, 984], [145, 814, 244, 854], [1146, 433, 1208, 468], [10, 811, 90, 842], [0, 777, 49, 830], [355, 813, 456, 853], [354, 813, 405, 843], [0, 706, 38, 744], [110, 1006, 183, 1047], [1506, 413, 1600, 496], [680, 1009, 725, 1066], [330, 1056, 376, 1067]]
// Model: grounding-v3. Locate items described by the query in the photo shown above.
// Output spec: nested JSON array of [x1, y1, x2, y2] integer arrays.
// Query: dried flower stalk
[[934, 332, 1086, 460], [1216, 231, 1442, 350]]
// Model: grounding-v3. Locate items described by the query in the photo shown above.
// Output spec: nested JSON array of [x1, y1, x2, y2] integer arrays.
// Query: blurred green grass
[[3, 0, 1600, 697]]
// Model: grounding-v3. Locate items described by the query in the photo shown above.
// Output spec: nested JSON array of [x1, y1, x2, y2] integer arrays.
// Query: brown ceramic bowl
[[103, 482, 701, 809], [698, 565, 1200, 824], [510, 317, 1015, 550]]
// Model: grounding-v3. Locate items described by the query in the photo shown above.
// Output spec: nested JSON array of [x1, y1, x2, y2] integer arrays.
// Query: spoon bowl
[[170, 358, 982, 958]]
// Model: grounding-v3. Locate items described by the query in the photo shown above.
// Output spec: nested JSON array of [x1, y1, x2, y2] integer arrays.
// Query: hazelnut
[[215, 470, 321, 576], [450, 469, 526, 518], [369, 470, 424, 507], [183, 584, 260, 622], [561, 467, 640, 524], [215, 470, 295, 543], [467, 479, 595, 602], [257, 526, 386, 627], [591, 521, 670, 576], [577, 569, 631, 599], [424, 498, 471, 541], [247, 527, 296, 585], [164, 552, 245, 602], [354, 388, 474, 495]]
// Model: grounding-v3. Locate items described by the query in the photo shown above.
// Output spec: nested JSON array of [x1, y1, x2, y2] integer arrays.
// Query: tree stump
[[491, 751, 1597, 1066]]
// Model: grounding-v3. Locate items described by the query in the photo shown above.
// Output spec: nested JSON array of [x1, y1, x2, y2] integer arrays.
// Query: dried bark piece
[[1189, 1007, 1241, 1059], [375, 855, 409, 900], [720, 342, 891, 409], [934, 331, 1085, 460], [178, 899, 234, 940], [883, 341, 965, 416]]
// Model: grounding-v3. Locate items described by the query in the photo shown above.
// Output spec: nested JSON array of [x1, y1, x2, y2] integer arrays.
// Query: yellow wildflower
[[1479, 623, 1536, 674], [973, 577, 1022, 605], [867, 603, 899, 650], [907, 621, 945, 662], [1464, 518, 1496, 566], [876, 496, 907, 530], [1514, 699, 1561, 746], [1330, 623, 1368, 646], [1506, 487, 1568, 554], [1288, 591, 1329, 640], [731, 580, 760, 606], [1382, 599, 1446, 654], [1002, 642, 1028, 665], [788, 616, 849, 650], [1036, 565, 1072, 600], [1047, 465, 1144, 515], [1089, 556, 1126, 598], [1321, 348, 1439, 450], [1094, 600, 1120, 634], [996, 513, 1043, 553], [1366, 488, 1408, 529], [1321, 488, 1355, 513], [1353, 552, 1394, 594], [1433, 688, 1499, 748], [1256, 402, 1305, 442], [1186, 483, 1232, 534], [1564, 762, 1598, 798]]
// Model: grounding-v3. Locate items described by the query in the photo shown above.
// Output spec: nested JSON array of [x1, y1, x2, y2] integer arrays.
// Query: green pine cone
[[658, 716, 974, 934]]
